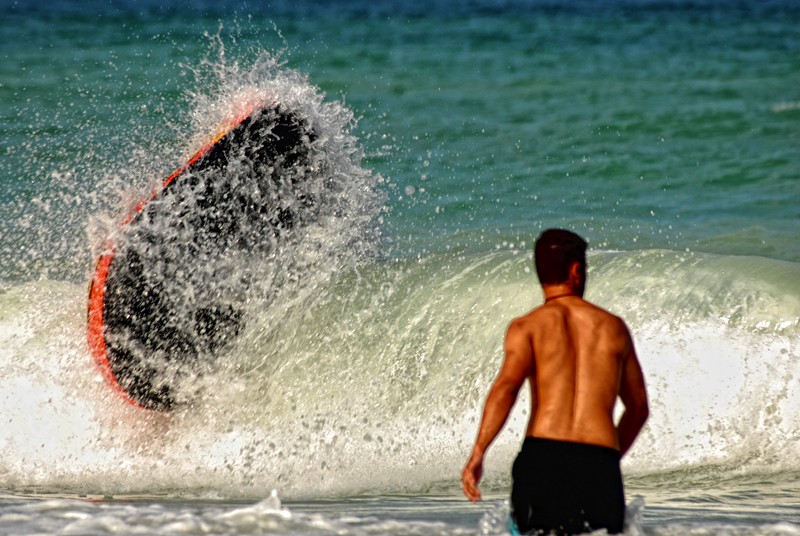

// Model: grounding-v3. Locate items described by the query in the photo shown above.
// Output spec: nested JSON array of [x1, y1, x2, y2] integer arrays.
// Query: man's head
[[534, 229, 588, 292]]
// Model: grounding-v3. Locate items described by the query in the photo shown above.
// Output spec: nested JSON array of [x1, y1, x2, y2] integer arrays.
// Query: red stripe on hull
[[87, 249, 144, 408], [86, 102, 265, 408]]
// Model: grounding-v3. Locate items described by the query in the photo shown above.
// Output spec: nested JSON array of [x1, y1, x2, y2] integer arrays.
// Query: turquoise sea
[[1, 0, 799, 534]]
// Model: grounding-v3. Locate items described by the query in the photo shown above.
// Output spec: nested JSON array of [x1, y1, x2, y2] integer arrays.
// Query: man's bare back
[[510, 295, 642, 452]]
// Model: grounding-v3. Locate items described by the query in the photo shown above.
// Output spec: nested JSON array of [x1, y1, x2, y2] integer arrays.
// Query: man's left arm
[[617, 323, 649, 458]]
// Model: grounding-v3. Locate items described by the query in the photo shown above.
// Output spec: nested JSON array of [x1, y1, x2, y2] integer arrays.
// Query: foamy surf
[[1, 249, 798, 500]]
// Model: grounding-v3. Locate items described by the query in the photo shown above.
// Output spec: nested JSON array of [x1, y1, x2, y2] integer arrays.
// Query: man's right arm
[[616, 324, 649, 457], [462, 319, 533, 502]]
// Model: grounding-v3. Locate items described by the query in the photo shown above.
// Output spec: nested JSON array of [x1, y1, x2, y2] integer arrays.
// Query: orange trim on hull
[[86, 100, 266, 408], [87, 249, 144, 408], [122, 106, 263, 226]]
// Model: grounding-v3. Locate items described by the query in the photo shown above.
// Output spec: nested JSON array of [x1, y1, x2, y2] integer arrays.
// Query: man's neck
[[542, 285, 580, 303], [545, 292, 575, 303]]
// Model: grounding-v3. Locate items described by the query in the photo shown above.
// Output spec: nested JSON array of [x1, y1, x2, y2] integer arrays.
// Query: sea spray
[[84, 43, 386, 411]]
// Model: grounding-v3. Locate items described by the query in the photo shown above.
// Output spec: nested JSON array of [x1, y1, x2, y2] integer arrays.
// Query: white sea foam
[[1, 249, 798, 501]]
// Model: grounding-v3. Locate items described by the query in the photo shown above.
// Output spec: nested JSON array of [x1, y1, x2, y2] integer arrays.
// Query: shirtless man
[[461, 229, 649, 535]]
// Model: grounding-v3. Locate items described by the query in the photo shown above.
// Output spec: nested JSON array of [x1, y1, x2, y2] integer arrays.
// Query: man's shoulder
[[583, 303, 634, 346], [510, 300, 629, 328], [506, 308, 546, 339], [511, 305, 548, 324], [582, 300, 627, 324]]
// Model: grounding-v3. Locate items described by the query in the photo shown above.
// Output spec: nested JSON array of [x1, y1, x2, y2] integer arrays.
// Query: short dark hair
[[534, 229, 588, 285]]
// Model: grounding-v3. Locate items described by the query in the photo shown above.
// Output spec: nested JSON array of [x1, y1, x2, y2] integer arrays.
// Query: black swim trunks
[[511, 437, 625, 535]]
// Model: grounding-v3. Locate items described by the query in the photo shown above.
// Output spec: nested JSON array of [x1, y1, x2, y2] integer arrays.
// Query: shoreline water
[[1, 487, 798, 535]]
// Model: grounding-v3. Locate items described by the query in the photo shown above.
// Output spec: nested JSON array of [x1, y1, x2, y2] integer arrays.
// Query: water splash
[[84, 42, 386, 410]]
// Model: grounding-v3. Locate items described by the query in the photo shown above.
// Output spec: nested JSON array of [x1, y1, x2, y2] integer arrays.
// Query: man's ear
[[568, 261, 586, 296], [568, 261, 582, 283]]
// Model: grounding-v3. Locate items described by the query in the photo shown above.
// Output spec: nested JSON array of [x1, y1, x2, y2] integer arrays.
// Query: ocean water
[[1, 0, 799, 534]]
